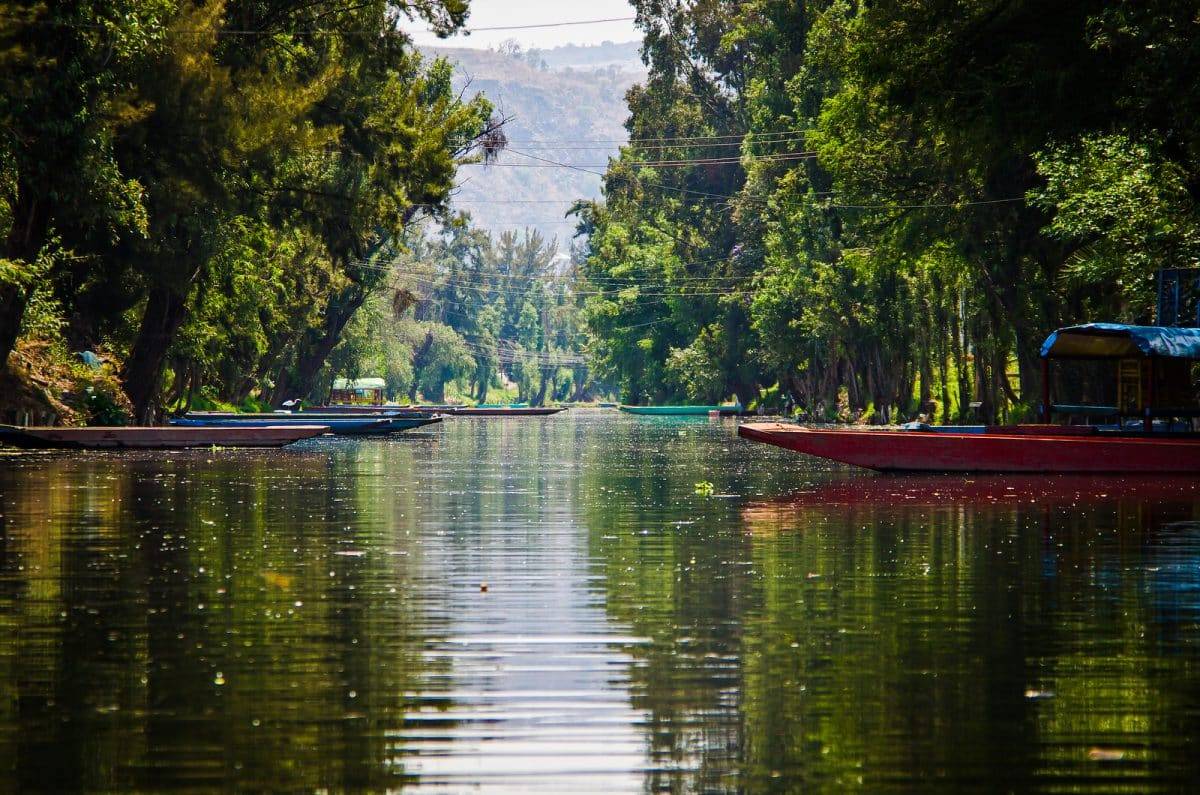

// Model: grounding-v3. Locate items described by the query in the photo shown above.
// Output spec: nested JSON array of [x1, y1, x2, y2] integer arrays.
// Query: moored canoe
[[171, 416, 440, 434], [620, 404, 742, 416], [309, 404, 461, 414], [0, 424, 328, 450], [738, 422, 1200, 473], [184, 411, 436, 422], [450, 406, 567, 416]]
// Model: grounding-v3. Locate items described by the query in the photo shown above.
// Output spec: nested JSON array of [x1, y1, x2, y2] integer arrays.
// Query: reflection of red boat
[[738, 423, 1200, 473], [740, 474, 1200, 532], [744, 474, 1200, 508]]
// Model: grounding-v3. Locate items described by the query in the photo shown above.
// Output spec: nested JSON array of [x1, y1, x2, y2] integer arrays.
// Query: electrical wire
[[6, 12, 637, 37], [462, 151, 817, 169]]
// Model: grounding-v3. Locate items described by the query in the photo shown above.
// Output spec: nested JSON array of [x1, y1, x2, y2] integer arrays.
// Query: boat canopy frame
[[1039, 323, 1200, 429]]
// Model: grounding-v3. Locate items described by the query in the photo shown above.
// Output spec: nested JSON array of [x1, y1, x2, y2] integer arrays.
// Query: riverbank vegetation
[[6, 2, 1200, 424], [0, 0, 519, 422], [331, 225, 589, 406], [577, 1, 1200, 421]]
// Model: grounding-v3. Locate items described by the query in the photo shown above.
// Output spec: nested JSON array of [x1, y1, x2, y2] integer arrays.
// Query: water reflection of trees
[[584, 435, 1200, 792], [0, 446, 442, 791]]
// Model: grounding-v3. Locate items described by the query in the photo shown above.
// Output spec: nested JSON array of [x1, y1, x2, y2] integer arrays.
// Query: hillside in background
[[425, 42, 644, 253]]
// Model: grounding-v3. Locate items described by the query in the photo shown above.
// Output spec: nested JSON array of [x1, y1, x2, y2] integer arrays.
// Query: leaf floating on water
[[262, 571, 294, 590], [1087, 748, 1125, 762]]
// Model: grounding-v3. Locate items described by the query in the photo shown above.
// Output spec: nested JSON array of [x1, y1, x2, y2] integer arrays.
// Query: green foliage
[[1, 0, 505, 420], [578, 0, 1200, 423], [1032, 134, 1200, 320], [321, 224, 591, 405]]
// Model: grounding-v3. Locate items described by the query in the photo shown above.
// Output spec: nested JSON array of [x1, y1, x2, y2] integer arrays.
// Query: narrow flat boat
[[303, 404, 434, 414], [171, 416, 440, 434], [738, 423, 1200, 473], [185, 410, 436, 423], [740, 323, 1200, 473], [619, 403, 743, 416], [0, 424, 327, 450], [309, 404, 464, 415], [450, 406, 566, 417]]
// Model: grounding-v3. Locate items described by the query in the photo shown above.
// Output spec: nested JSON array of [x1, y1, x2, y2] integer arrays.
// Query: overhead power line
[[501, 130, 813, 146], [7, 12, 635, 36], [463, 151, 818, 169], [463, 16, 636, 32]]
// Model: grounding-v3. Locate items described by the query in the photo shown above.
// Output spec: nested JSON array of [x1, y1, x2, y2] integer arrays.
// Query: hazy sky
[[404, 0, 640, 50]]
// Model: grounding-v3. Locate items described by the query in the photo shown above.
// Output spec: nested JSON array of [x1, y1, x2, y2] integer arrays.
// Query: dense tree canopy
[[579, 0, 1200, 420], [5, 1, 1200, 423], [0, 0, 504, 421]]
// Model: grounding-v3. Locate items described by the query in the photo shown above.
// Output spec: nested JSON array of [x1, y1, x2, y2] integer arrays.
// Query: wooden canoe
[[171, 416, 439, 434], [307, 404, 461, 415], [0, 424, 328, 450], [620, 404, 742, 416], [738, 422, 1200, 473], [449, 406, 567, 416]]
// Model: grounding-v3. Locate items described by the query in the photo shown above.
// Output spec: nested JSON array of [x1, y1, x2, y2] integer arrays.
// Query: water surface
[[1, 412, 1199, 792]]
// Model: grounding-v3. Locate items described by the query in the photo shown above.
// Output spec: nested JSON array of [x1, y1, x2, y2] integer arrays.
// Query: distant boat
[[186, 410, 434, 421], [309, 404, 462, 415], [450, 406, 566, 417], [0, 424, 327, 450], [619, 404, 743, 416], [306, 404, 451, 415], [171, 416, 440, 435], [739, 323, 1200, 473]]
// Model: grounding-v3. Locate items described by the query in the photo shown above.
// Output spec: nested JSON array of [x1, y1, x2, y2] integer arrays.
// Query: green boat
[[619, 403, 743, 416]]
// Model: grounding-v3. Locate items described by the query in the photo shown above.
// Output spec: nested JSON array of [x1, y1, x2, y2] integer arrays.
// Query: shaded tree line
[[578, 0, 1200, 422], [328, 224, 591, 406], [0, 0, 504, 421]]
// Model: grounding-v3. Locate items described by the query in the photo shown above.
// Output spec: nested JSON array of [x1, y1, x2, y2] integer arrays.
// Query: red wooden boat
[[738, 423, 1200, 473], [740, 323, 1200, 473], [0, 424, 328, 450]]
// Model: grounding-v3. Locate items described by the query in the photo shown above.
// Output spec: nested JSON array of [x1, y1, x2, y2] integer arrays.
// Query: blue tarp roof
[[1041, 323, 1200, 359]]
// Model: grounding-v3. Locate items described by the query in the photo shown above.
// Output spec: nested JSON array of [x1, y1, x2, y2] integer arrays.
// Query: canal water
[[1, 411, 1199, 792]]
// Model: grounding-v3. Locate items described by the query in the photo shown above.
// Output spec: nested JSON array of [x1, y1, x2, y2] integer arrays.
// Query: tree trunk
[[532, 366, 550, 406], [919, 348, 933, 417], [123, 286, 191, 423], [570, 365, 588, 402], [0, 283, 28, 371], [270, 285, 366, 406], [407, 331, 435, 403], [0, 190, 49, 368]]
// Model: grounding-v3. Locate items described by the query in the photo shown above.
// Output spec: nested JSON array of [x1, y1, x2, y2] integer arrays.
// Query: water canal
[[1, 411, 1199, 792]]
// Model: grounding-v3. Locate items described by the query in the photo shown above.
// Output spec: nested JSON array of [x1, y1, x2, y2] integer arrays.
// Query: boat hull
[[619, 405, 741, 416], [450, 407, 566, 416], [0, 425, 327, 450], [311, 404, 459, 414], [186, 410, 428, 420], [738, 423, 1200, 473], [310, 404, 563, 416], [172, 416, 440, 434]]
